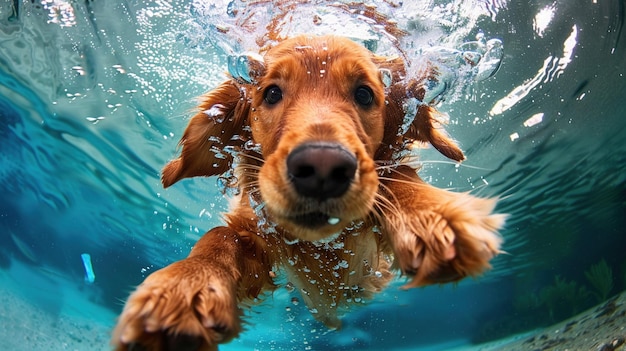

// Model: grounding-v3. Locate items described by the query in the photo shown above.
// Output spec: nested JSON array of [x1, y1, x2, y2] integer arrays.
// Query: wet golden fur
[[112, 35, 505, 351]]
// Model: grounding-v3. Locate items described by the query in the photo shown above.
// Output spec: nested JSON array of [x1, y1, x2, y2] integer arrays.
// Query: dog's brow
[[264, 57, 302, 82]]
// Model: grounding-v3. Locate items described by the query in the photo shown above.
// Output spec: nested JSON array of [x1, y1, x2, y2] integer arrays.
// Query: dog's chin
[[272, 212, 349, 242]]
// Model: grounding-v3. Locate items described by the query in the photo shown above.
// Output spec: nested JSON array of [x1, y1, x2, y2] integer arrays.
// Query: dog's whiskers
[[372, 196, 395, 218], [378, 176, 419, 187], [238, 151, 265, 165], [373, 184, 401, 216], [237, 164, 263, 172], [376, 159, 493, 172]]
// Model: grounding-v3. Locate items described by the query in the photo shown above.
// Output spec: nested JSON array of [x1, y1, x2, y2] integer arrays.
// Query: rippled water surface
[[0, 0, 624, 350]]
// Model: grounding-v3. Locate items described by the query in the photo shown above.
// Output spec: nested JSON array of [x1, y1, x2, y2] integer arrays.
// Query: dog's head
[[162, 35, 463, 241]]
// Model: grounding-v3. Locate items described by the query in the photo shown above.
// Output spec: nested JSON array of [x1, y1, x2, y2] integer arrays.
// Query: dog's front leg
[[380, 166, 506, 288], [112, 227, 244, 351]]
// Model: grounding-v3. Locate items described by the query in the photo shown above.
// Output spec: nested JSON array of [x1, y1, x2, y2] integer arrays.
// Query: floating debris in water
[[81, 253, 96, 284]]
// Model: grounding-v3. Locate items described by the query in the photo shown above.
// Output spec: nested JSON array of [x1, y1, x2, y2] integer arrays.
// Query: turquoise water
[[0, 0, 625, 350]]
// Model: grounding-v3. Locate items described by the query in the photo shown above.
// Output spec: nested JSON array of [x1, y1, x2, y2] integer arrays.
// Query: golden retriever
[[112, 35, 505, 351]]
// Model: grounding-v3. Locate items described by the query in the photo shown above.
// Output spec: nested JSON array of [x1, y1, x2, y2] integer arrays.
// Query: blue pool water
[[0, 0, 625, 350]]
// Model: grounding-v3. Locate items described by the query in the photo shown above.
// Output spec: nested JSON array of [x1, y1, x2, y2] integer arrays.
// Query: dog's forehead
[[269, 35, 367, 56], [264, 36, 378, 81]]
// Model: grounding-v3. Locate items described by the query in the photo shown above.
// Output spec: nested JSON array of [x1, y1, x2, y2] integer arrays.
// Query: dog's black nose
[[286, 142, 357, 200]]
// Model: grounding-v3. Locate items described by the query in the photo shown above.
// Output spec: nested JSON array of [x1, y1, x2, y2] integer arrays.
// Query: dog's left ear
[[406, 103, 465, 162], [376, 56, 465, 162]]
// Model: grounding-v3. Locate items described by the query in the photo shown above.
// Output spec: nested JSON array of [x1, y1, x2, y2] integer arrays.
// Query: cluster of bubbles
[[190, 0, 504, 107]]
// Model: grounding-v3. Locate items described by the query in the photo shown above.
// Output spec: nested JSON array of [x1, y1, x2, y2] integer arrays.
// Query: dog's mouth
[[289, 211, 341, 229]]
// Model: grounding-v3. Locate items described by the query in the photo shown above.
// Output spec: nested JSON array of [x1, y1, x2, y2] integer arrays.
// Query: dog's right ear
[[162, 53, 267, 188], [161, 81, 251, 188]]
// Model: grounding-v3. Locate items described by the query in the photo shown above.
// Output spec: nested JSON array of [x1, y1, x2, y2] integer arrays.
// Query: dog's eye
[[354, 86, 374, 106], [264, 85, 283, 104]]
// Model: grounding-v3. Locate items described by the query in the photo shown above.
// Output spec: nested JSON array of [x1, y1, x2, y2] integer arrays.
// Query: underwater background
[[0, 0, 624, 350]]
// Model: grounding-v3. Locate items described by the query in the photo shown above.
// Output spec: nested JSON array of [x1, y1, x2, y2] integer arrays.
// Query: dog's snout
[[287, 142, 357, 200]]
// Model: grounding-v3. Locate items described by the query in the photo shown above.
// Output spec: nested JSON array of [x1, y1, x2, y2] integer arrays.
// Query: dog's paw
[[112, 257, 241, 351], [386, 190, 506, 288]]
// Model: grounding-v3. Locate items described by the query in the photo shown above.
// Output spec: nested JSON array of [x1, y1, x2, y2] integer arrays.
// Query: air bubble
[[204, 104, 226, 123], [327, 217, 340, 225]]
